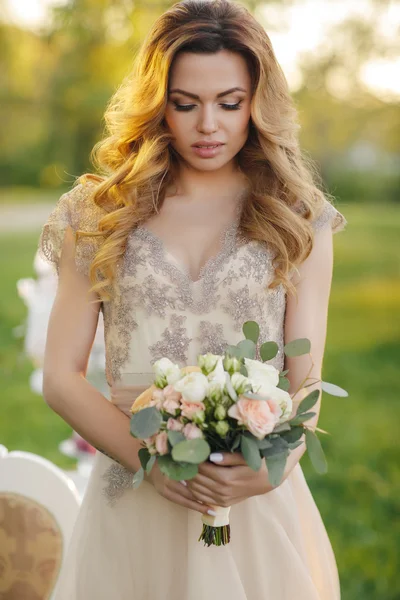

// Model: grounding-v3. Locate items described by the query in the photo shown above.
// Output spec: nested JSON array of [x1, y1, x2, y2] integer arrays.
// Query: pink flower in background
[[167, 418, 184, 431], [163, 397, 181, 415], [155, 431, 169, 455], [181, 400, 205, 420], [163, 384, 182, 402], [144, 434, 158, 455], [182, 423, 203, 440], [228, 395, 281, 439], [149, 388, 164, 410]]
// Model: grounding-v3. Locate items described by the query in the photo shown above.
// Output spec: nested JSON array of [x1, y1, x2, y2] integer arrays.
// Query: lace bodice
[[38, 182, 347, 389]]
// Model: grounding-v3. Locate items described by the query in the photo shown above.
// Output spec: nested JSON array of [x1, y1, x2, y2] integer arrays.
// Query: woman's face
[[164, 49, 252, 172]]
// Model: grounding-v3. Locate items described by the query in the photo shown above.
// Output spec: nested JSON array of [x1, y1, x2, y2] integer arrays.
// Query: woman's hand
[[186, 452, 273, 507], [148, 459, 218, 517]]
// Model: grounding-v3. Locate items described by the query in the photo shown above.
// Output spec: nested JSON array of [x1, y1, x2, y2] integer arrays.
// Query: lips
[[192, 142, 224, 148]]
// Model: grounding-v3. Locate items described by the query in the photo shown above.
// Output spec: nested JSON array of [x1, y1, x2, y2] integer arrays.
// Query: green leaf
[[305, 429, 328, 474], [280, 369, 289, 376], [138, 447, 151, 471], [277, 376, 290, 391], [273, 422, 291, 433], [281, 426, 304, 443], [240, 364, 248, 377], [132, 467, 144, 489], [260, 341, 279, 362], [157, 455, 199, 481], [296, 389, 320, 415], [146, 455, 156, 475], [167, 430, 186, 447], [288, 440, 304, 451], [241, 435, 262, 471], [261, 437, 289, 457], [171, 439, 210, 464], [242, 321, 260, 344], [256, 438, 273, 450], [231, 435, 241, 451], [321, 381, 349, 397], [290, 412, 316, 426], [265, 452, 289, 487], [130, 407, 162, 439], [226, 345, 241, 358], [284, 338, 311, 357], [236, 339, 256, 359]]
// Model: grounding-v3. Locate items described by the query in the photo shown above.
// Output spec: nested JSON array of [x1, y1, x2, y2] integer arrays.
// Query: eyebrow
[[168, 87, 247, 99]]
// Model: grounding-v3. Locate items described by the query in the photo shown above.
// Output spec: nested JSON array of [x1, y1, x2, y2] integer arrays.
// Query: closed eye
[[172, 101, 243, 112]]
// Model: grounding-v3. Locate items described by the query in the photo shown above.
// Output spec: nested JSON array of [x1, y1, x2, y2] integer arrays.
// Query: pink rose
[[182, 423, 203, 440], [166, 418, 184, 431], [181, 400, 205, 420], [155, 431, 169, 455], [149, 388, 164, 410], [144, 435, 158, 455], [162, 397, 181, 416], [227, 395, 281, 440], [163, 384, 182, 403]]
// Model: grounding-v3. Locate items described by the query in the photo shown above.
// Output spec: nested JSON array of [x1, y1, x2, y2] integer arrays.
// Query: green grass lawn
[[0, 202, 399, 599]]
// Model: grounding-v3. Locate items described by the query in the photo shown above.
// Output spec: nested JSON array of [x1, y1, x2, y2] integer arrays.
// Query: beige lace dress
[[38, 181, 347, 600]]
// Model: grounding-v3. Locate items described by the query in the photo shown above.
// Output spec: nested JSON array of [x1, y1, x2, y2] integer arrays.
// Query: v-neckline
[[134, 194, 246, 285]]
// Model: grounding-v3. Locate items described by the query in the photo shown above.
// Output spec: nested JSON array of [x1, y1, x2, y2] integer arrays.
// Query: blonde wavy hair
[[75, 0, 332, 303]]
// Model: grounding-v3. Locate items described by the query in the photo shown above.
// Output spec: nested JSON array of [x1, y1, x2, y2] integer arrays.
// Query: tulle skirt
[[53, 451, 340, 600]]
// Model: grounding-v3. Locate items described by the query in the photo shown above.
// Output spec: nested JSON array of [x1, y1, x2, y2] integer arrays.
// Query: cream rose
[[173, 372, 209, 403], [153, 358, 181, 386], [227, 395, 281, 439], [244, 358, 280, 387]]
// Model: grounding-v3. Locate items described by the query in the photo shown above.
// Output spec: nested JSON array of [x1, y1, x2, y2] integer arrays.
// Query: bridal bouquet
[[129, 320, 347, 547]]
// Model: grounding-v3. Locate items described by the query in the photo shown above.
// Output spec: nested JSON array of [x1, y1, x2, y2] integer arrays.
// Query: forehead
[[169, 49, 251, 95]]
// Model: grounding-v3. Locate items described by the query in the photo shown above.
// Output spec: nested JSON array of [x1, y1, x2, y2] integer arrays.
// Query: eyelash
[[172, 101, 243, 112]]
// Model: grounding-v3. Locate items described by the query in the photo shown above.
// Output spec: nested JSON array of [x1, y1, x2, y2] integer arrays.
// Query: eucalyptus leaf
[[260, 341, 279, 362], [284, 338, 311, 358], [226, 345, 241, 358], [241, 435, 262, 471], [167, 430, 186, 447], [265, 451, 289, 487], [231, 435, 241, 451], [171, 438, 210, 464], [243, 321, 260, 344], [261, 437, 289, 457], [146, 455, 156, 475], [288, 440, 304, 451], [138, 447, 151, 471], [130, 407, 163, 439], [273, 422, 291, 433], [157, 455, 199, 481], [277, 376, 290, 392], [237, 339, 256, 359], [256, 438, 273, 450], [321, 381, 349, 397], [132, 467, 144, 489], [296, 389, 320, 415], [305, 429, 328, 474], [290, 411, 316, 426], [280, 369, 289, 376], [282, 426, 304, 443], [240, 364, 248, 377]]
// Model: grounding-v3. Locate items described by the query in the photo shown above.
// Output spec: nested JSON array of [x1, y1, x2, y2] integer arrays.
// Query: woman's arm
[[42, 224, 144, 475], [280, 223, 334, 481]]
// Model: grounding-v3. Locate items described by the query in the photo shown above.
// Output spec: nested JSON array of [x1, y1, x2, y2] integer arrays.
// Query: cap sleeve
[[310, 198, 347, 233], [37, 181, 106, 276], [295, 198, 347, 233]]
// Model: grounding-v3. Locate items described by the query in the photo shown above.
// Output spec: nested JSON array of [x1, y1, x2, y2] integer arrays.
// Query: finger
[[167, 480, 202, 503], [209, 451, 248, 466], [187, 483, 222, 507], [166, 489, 216, 516]]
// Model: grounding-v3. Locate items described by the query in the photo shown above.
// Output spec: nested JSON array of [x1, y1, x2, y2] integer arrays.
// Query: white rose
[[173, 371, 209, 403], [244, 358, 280, 388], [153, 357, 181, 385], [231, 372, 252, 395], [207, 357, 227, 401], [198, 353, 223, 375]]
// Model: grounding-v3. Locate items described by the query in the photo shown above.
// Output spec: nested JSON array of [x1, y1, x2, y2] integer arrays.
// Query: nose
[[196, 104, 218, 134]]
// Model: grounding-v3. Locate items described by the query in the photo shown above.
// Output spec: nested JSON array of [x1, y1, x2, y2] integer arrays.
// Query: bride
[[39, 0, 346, 598]]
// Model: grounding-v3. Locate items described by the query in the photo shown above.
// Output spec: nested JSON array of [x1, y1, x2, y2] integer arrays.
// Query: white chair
[[0, 447, 81, 599]]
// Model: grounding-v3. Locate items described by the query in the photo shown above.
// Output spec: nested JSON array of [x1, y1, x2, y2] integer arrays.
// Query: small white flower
[[198, 353, 223, 375], [231, 372, 252, 395], [173, 371, 209, 403], [153, 357, 181, 385]]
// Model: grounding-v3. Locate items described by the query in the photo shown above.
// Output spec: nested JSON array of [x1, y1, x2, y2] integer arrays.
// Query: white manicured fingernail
[[209, 453, 223, 463], [207, 509, 217, 516], [180, 480, 187, 486]]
